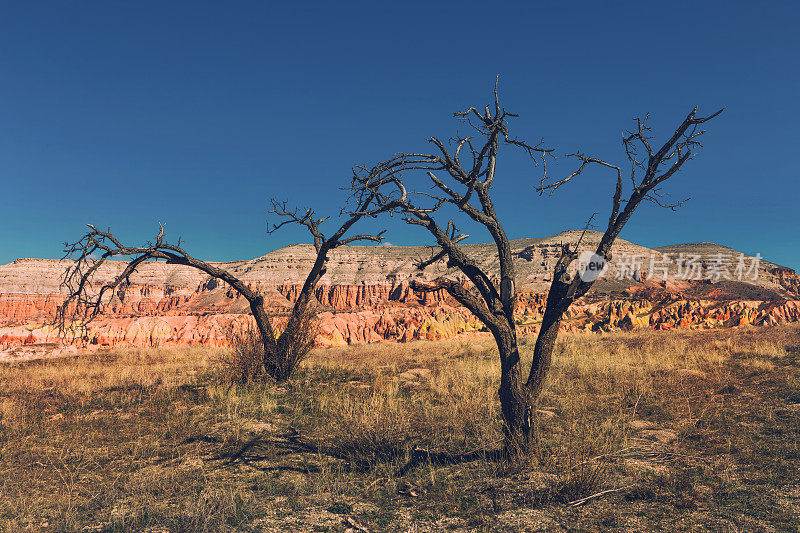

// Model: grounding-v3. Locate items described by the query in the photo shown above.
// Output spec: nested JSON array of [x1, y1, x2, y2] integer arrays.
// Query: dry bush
[[553, 459, 610, 503], [219, 323, 265, 385], [219, 306, 319, 384], [543, 411, 623, 503], [269, 306, 319, 382]]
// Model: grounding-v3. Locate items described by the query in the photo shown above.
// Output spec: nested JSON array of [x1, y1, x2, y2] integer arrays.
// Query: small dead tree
[[56, 194, 383, 382], [350, 84, 721, 455], [265, 199, 386, 364]]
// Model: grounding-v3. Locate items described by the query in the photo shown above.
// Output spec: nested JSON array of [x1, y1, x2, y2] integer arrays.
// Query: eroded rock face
[[772, 267, 800, 295], [1, 231, 798, 350], [4, 294, 798, 350]]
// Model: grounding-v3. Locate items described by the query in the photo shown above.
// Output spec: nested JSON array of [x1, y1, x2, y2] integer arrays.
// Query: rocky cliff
[[1, 230, 798, 351]]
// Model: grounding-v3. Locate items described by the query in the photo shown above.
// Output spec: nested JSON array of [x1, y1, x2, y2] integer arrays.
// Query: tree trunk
[[247, 296, 278, 378], [495, 293, 569, 458], [495, 328, 536, 458], [526, 305, 563, 401]]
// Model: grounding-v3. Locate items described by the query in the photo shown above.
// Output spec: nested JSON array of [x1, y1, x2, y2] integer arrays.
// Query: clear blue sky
[[1, 1, 798, 270]]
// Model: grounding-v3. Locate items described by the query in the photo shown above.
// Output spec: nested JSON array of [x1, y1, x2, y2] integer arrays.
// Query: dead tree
[[350, 85, 721, 456], [57, 194, 383, 382], [265, 198, 385, 364]]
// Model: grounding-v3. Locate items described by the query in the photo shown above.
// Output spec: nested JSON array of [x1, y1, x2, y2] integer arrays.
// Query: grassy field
[[0, 325, 799, 532]]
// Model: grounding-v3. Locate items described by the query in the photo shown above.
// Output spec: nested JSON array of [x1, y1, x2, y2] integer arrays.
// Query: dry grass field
[[1, 325, 799, 532]]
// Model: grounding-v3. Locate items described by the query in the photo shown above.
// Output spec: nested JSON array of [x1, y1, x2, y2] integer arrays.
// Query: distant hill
[[1, 231, 798, 351], [1, 230, 797, 301]]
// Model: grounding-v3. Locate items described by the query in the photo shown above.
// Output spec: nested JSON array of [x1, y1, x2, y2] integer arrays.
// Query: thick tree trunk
[[496, 309, 565, 458], [494, 327, 536, 457], [498, 279, 570, 457]]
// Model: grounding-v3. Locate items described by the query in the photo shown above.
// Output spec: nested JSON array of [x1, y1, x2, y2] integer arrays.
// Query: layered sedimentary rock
[[1, 231, 798, 350]]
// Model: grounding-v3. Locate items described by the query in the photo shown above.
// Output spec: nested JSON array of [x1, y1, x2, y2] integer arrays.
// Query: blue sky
[[1, 1, 798, 270]]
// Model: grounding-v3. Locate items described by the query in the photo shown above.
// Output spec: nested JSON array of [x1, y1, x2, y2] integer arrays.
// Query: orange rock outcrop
[[2, 233, 799, 351]]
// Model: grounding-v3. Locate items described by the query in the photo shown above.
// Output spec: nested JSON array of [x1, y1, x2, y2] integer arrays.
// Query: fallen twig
[[361, 476, 386, 493], [567, 446, 638, 471], [567, 485, 633, 507]]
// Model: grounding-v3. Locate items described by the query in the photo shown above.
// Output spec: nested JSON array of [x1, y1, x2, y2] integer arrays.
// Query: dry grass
[[0, 324, 798, 531]]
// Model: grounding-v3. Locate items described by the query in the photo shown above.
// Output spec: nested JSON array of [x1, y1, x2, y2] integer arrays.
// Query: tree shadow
[[198, 427, 505, 476]]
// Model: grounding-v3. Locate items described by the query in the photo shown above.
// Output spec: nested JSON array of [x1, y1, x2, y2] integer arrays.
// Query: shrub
[[220, 322, 265, 385], [219, 305, 319, 384], [269, 305, 319, 382]]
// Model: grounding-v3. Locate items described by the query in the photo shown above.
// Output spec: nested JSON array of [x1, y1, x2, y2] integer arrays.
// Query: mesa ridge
[[1, 230, 798, 354]]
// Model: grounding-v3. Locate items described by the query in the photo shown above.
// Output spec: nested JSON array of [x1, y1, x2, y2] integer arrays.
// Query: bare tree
[[57, 193, 383, 382], [350, 84, 721, 456], [265, 198, 385, 362]]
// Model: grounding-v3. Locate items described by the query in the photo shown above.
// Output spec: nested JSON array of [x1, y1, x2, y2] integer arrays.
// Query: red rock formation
[[771, 267, 800, 295], [2, 234, 799, 351]]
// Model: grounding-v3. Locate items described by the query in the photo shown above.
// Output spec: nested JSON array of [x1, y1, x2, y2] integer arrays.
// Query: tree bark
[[496, 331, 535, 457], [482, 298, 535, 458], [248, 295, 276, 354], [527, 307, 563, 402]]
